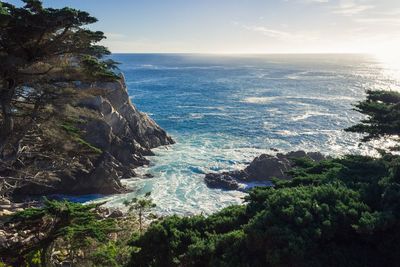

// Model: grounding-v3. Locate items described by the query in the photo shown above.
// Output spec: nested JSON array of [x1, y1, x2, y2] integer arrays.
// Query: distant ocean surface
[[99, 54, 400, 215]]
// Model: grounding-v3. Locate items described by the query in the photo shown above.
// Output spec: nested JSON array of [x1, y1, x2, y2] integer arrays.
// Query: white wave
[[289, 95, 358, 102], [177, 105, 228, 111], [242, 96, 280, 104], [274, 130, 299, 137], [263, 122, 278, 129], [126, 77, 170, 84], [168, 115, 182, 119], [189, 113, 204, 119], [291, 111, 336, 121], [286, 71, 311, 80], [286, 71, 339, 80], [241, 95, 357, 105]]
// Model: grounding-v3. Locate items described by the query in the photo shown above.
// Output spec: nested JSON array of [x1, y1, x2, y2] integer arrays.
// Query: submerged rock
[[204, 150, 326, 191]]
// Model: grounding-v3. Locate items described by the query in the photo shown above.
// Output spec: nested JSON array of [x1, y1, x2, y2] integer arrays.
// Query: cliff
[[10, 75, 174, 199]]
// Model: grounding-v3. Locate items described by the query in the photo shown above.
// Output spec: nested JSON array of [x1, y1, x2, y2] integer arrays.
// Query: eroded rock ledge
[[205, 151, 326, 190]]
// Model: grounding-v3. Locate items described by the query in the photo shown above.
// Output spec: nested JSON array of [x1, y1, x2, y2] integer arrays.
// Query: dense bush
[[128, 155, 400, 267]]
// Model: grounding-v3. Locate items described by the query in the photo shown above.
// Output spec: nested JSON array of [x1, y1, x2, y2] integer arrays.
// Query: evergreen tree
[[124, 192, 156, 234], [1, 199, 115, 266], [346, 90, 400, 149], [0, 0, 117, 142]]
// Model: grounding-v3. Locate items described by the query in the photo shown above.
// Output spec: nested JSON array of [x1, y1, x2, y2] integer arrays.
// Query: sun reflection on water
[[374, 52, 400, 91]]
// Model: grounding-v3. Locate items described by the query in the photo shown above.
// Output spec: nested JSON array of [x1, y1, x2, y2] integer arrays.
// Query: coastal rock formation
[[10, 76, 174, 199], [205, 151, 325, 190], [78, 77, 174, 152]]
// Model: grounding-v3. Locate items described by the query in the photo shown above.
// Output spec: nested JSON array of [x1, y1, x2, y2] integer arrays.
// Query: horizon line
[[110, 52, 373, 55]]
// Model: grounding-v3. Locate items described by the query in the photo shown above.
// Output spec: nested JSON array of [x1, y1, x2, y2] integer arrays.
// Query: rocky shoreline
[[4, 75, 174, 202], [205, 150, 326, 190]]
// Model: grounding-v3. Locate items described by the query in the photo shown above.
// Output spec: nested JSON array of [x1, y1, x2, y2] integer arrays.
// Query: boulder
[[108, 209, 124, 218], [205, 150, 326, 191], [204, 173, 241, 190]]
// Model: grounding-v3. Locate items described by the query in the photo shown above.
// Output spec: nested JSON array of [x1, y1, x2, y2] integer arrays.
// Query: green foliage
[[12, 199, 115, 242], [0, 0, 119, 137], [91, 242, 121, 267], [0, 261, 11, 267], [61, 121, 103, 154], [81, 55, 119, 81], [128, 155, 400, 267], [346, 90, 400, 148], [74, 137, 103, 154], [61, 123, 80, 135], [124, 192, 157, 234], [24, 250, 42, 267], [4, 199, 116, 266]]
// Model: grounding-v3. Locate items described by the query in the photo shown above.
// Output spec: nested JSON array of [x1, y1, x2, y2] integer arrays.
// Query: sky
[[4, 0, 400, 56]]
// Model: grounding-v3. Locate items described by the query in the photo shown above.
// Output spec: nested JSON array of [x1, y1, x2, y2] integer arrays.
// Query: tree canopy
[[346, 90, 400, 149], [0, 0, 117, 140], [1, 199, 115, 266]]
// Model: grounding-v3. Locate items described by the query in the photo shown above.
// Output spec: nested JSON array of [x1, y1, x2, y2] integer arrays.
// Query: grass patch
[[61, 123, 80, 135], [74, 137, 103, 154], [61, 121, 102, 154]]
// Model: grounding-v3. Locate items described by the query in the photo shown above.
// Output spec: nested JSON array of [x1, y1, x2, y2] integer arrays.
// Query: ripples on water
[[98, 54, 400, 215]]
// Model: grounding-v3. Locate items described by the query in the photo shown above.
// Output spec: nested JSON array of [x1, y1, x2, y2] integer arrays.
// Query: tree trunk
[[1, 98, 13, 137], [0, 79, 16, 138], [139, 210, 143, 234], [41, 247, 47, 267]]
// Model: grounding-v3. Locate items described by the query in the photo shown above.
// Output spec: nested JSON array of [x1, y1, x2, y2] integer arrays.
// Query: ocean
[[98, 53, 400, 215]]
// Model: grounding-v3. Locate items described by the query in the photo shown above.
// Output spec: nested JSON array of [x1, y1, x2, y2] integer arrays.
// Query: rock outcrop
[[205, 151, 325, 190], [10, 75, 174, 199], [78, 77, 174, 152]]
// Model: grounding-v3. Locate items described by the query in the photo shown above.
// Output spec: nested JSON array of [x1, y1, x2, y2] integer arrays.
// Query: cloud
[[304, 0, 329, 3], [242, 25, 293, 38], [236, 22, 319, 42], [354, 17, 400, 26], [333, 5, 374, 15], [284, 0, 329, 3], [332, 0, 374, 16]]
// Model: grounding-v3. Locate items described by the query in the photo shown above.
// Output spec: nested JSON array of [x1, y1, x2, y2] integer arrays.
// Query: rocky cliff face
[[79, 77, 174, 152], [205, 151, 325, 190], [11, 76, 174, 199]]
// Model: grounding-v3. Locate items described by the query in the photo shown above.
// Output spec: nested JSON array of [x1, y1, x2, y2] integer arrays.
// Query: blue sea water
[[99, 54, 400, 215]]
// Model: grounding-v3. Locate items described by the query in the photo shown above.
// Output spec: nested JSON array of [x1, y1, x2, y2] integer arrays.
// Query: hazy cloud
[[332, 0, 374, 16], [236, 23, 319, 42]]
